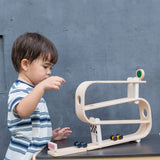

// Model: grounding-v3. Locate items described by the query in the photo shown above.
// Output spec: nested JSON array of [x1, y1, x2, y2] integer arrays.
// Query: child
[[4, 33, 72, 160]]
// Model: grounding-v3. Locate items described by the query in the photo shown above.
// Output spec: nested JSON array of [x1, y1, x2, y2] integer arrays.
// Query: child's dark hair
[[11, 32, 58, 72]]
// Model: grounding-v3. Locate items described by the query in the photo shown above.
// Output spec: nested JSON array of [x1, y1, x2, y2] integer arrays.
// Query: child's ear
[[21, 59, 30, 71]]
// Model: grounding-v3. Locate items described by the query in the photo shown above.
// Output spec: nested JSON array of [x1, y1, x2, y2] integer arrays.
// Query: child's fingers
[[54, 128, 61, 133], [56, 81, 65, 87], [65, 130, 72, 134], [51, 81, 64, 90], [62, 127, 71, 131], [60, 128, 71, 133], [62, 136, 67, 139], [53, 76, 65, 83], [60, 128, 72, 136], [52, 85, 60, 90], [64, 133, 72, 136]]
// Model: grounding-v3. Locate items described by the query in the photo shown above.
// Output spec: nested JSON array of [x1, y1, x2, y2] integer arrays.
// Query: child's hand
[[52, 127, 72, 141], [38, 76, 65, 91]]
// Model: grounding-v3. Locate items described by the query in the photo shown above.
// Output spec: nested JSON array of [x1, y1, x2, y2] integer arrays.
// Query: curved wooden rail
[[75, 80, 152, 149], [75, 81, 150, 122], [48, 79, 152, 157]]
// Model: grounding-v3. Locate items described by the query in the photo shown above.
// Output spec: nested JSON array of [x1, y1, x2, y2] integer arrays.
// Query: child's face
[[25, 57, 53, 86]]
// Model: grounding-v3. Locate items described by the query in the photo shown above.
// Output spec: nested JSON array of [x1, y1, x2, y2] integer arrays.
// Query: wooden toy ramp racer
[[48, 69, 152, 157]]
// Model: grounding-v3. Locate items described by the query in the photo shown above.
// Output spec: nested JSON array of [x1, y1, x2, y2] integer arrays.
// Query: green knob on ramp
[[136, 69, 145, 80]]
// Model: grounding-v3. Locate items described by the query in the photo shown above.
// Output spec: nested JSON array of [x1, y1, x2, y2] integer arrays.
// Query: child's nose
[[47, 69, 51, 75]]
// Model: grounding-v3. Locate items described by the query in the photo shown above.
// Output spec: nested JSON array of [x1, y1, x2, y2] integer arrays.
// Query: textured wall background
[[1, 0, 160, 159]]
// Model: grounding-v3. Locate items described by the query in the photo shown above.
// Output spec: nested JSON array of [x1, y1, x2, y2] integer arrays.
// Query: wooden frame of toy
[[48, 69, 152, 157]]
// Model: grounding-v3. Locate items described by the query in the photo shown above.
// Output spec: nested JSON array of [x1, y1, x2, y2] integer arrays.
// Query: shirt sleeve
[[8, 88, 28, 117]]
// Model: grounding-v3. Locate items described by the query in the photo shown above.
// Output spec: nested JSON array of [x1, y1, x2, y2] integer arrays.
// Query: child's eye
[[43, 66, 48, 69]]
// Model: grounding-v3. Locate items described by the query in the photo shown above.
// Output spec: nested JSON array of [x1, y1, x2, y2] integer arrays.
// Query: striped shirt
[[4, 80, 52, 160]]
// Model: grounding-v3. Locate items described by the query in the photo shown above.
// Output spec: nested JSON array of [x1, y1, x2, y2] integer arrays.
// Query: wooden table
[[34, 134, 160, 160]]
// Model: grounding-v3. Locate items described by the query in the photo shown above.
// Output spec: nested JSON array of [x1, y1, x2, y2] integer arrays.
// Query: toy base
[[48, 146, 87, 157], [48, 133, 147, 157]]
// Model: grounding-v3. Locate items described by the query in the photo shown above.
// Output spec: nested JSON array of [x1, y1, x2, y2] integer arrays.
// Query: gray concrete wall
[[1, 0, 160, 159]]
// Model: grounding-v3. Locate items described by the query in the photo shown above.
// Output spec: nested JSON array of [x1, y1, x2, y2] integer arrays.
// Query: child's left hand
[[52, 127, 72, 141]]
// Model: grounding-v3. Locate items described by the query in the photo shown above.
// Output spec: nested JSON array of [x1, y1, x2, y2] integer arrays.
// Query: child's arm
[[15, 76, 65, 118], [52, 127, 72, 140]]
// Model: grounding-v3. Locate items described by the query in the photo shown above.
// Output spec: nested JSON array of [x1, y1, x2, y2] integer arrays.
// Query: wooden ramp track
[[48, 80, 152, 157], [76, 96, 151, 125], [75, 80, 149, 125], [85, 97, 141, 110]]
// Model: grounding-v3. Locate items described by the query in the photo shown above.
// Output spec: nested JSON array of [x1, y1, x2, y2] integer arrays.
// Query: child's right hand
[[38, 76, 65, 91]]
